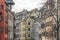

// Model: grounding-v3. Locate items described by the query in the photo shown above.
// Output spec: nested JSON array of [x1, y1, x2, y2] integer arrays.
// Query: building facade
[[5, 0, 14, 40], [34, 22, 41, 40], [8, 11, 14, 40], [0, 0, 14, 40], [19, 12, 34, 40], [29, 9, 42, 40], [14, 10, 28, 40], [26, 16, 34, 40], [0, 0, 8, 40], [19, 18, 26, 40], [39, 0, 59, 40], [13, 0, 60, 40]]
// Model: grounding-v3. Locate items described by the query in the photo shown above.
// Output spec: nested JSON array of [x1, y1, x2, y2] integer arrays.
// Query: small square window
[[28, 22, 30, 25], [28, 28, 30, 31], [41, 23, 45, 28]]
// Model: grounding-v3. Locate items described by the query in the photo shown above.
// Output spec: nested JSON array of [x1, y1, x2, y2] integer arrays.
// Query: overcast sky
[[12, 0, 47, 12]]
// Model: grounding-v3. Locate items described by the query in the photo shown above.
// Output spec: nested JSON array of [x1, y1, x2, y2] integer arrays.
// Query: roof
[[5, 0, 15, 5]]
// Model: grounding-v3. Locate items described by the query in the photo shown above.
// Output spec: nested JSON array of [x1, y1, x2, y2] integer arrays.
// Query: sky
[[12, 0, 47, 12]]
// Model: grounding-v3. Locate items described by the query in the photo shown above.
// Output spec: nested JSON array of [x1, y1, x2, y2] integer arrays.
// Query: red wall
[[0, 0, 8, 40]]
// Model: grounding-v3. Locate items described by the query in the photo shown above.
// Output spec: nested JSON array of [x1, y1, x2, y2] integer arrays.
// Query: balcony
[[5, 0, 15, 5]]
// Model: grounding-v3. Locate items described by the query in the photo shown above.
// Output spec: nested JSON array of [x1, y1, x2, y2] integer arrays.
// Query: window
[[28, 28, 30, 31], [41, 23, 45, 28], [0, 5, 3, 10], [28, 34, 30, 37], [0, 12, 3, 21], [30, 16, 34, 19], [5, 16, 8, 23], [0, 27, 3, 33], [28, 22, 30, 25]]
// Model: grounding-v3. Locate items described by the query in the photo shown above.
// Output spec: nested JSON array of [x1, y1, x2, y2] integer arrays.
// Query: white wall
[[34, 22, 41, 40]]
